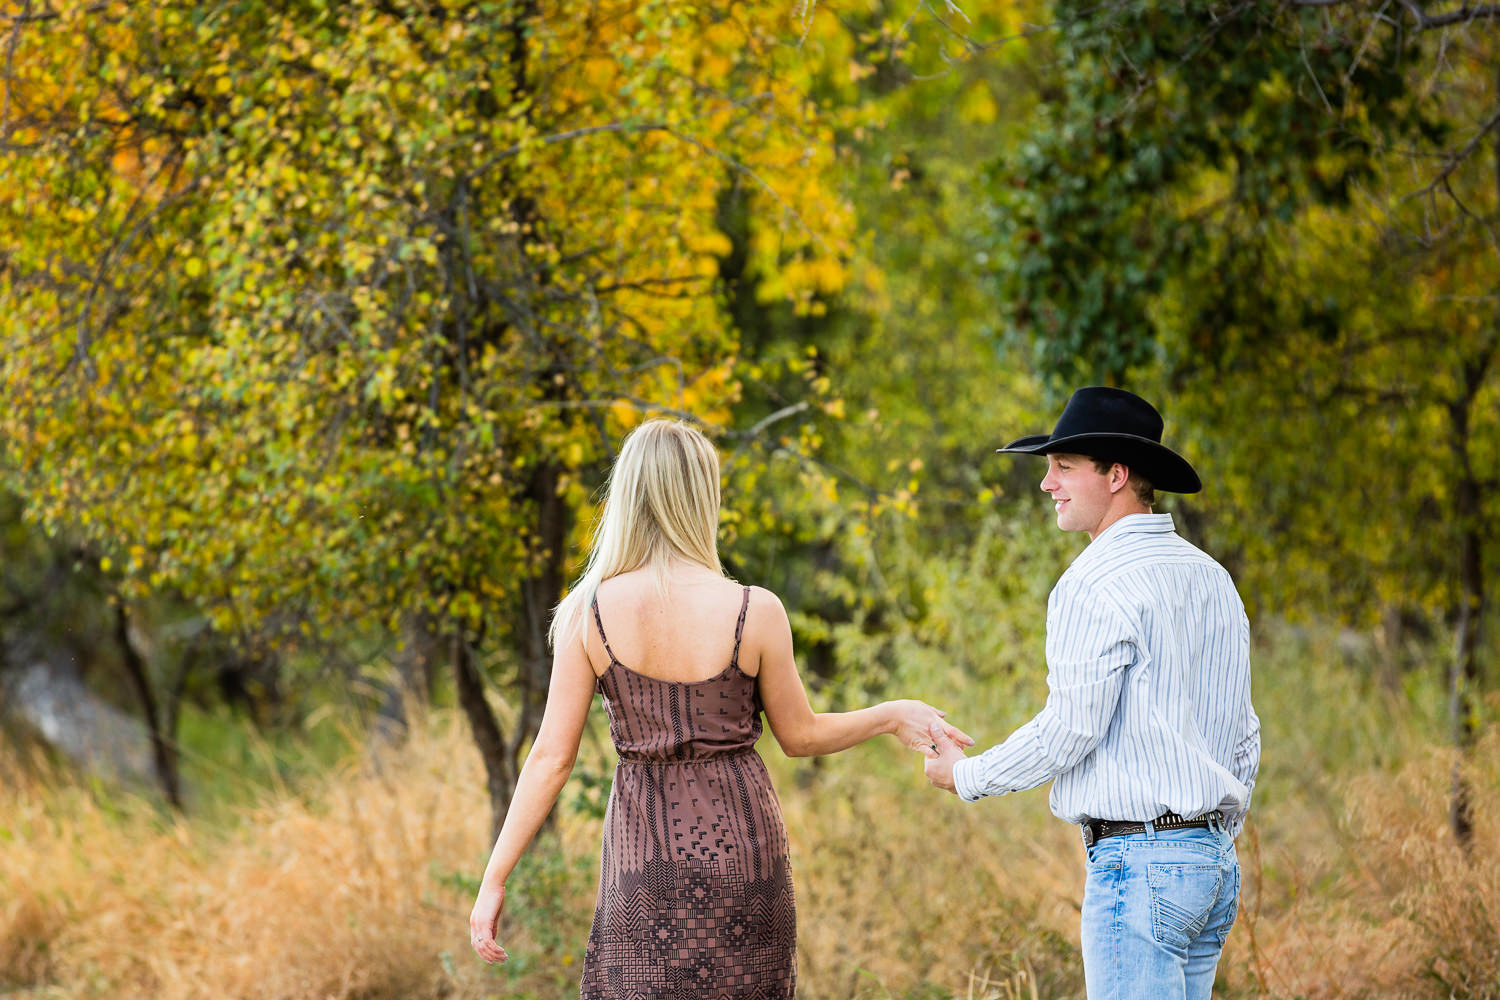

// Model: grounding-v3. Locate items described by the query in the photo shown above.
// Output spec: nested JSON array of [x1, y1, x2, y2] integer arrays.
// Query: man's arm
[[932, 583, 1137, 800], [1224, 710, 1260, 835], [1223, 609, 1258, 835]]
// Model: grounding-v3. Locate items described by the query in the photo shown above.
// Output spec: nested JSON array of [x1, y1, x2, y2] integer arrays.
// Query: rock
[[0, 661, 154, 785]]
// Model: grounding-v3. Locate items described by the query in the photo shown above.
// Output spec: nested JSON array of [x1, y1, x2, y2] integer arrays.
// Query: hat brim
[[996, 432, 1201, 494]]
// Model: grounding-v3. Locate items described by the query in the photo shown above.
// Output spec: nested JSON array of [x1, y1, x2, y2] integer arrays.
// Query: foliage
[[0, 0, 870, 822], [715, 0, 1057, 698], [0, 0, 851, 647], [983, 1, 1500, 645], [992, 0, 1426, 384], [0, 491, 116, 685]]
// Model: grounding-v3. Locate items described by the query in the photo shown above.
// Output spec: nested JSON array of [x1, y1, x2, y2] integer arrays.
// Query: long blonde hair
[[549, 419, 725, 648]]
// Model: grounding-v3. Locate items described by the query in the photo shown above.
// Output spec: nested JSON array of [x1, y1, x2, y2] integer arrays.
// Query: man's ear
[[1108, 463, 1131, 495]]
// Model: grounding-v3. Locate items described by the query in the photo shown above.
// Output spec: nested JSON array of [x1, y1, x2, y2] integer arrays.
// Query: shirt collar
[[1091, 512, 1175, 546]]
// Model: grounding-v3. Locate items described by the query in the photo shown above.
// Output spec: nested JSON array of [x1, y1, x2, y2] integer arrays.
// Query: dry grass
[[3, 691, 1499, 1000], [1225, 728, 1500, 1000], [0, 712, 1083, 1000], [0, 715, 591, 1000], [780, 757, 1083, 999]]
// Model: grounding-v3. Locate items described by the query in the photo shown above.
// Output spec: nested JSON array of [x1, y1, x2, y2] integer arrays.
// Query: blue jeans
[[1080, 821, 1240, 1000]]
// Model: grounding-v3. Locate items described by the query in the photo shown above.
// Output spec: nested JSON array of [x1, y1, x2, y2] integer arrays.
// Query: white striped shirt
[[952, 513, 1260, 835]]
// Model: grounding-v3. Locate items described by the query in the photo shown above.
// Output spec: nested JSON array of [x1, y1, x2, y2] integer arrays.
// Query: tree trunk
[[452, 630, 514, 842], [435, 0, 552, 843], [448, 0, 569, 840], [500, 0, 564, 773], [509, 458, 569, 830], [1456, 95, 1500, 847], [452, 463, 569, 842], [114, 602, 183, 811], [1448, 475, 1482, 848], [373, 612, 441, 744], [1446, 336, 1494, 847]]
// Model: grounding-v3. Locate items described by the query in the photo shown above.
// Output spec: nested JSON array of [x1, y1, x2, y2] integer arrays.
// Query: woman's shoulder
[[742, 582, 782, 608], [741, 584, 790, 631]]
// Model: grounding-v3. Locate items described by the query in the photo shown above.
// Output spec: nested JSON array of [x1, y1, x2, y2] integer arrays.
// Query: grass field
[[3, 621, 1498, 999]]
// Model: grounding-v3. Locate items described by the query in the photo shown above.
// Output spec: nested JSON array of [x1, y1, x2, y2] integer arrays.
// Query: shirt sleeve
[[1224, 710, 1260, 836], [953, 580, 1137, 803], [1220, 609, 1258, 836]]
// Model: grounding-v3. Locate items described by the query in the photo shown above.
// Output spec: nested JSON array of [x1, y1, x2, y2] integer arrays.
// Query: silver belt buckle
[[1081, 821, 1096, 849]]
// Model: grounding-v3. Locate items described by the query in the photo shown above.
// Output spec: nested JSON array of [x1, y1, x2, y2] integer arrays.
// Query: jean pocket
[[1215, 863, 1242, 945], [1147, 863, 1225, 950], [1086, 839, 1124, 869]]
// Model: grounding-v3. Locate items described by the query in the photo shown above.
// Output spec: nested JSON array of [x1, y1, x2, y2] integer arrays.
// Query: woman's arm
[[468, 627, 596, 964], [753, 588, 972, 758]]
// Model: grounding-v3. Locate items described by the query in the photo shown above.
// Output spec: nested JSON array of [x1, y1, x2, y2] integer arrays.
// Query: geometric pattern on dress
[[580, 588, 797, 1000]]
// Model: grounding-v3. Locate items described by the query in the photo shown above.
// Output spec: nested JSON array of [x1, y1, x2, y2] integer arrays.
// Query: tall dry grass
[[782, 757, 1084, 999], [0, 715, 593, 1000], [1226, 726, 1500, 1000], [0, 710, 1083, 1000], [3, 653, 1498, 999]]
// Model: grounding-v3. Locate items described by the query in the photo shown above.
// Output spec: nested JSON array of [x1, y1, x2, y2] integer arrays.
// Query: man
[[925, 386, 1260, 1000]]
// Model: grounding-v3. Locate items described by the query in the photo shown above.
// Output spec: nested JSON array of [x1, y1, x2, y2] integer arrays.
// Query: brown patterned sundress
[[580, 586, 797, 1000]]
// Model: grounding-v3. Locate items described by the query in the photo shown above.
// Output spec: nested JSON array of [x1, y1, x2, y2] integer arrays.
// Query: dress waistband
[[617, 746, 757, 765]]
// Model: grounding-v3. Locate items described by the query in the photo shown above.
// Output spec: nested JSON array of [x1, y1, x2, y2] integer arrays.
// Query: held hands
[[923, 721, 966, 794], [886, 700, 974, 759], [469, 883, 509, 964]]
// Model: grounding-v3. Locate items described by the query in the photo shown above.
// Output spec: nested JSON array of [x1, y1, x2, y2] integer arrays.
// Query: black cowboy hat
[[996, 386, 1201, 494]]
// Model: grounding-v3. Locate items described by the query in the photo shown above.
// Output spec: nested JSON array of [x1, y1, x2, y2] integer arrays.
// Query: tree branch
[[0, 1, 117, 23], [1405, 101, 1500, 206], [741, 401, 811, 440], [0, 0, 30, 132], [1289, 0, 1500, 28], [1408, 3, 1500, 28]]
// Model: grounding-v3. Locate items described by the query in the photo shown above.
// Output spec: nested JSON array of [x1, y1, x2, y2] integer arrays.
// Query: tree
[[0, 0, 853, 835]]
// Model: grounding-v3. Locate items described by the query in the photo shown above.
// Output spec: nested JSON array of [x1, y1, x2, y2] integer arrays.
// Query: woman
[[468, 419, 972, 998]]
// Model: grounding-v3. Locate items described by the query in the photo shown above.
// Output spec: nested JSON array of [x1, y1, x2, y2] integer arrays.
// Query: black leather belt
[[1081, 810, 1223, 849]]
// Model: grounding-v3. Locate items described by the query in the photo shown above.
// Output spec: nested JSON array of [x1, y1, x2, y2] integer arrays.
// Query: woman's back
[[589, 570, 763, 763], [587, 568, 759, 683]]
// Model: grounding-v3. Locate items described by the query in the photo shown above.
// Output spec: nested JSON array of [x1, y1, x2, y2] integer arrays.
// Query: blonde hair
[[549, 419, 725, 648]]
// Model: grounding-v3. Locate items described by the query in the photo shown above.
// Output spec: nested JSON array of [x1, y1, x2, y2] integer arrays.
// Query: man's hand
[[924, 720, 966, 794]]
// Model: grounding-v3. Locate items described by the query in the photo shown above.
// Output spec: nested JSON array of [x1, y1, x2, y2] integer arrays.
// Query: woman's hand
[[924, 720, 965, 793], [885, 700, 974, 758], [469, 883, 509, 964]]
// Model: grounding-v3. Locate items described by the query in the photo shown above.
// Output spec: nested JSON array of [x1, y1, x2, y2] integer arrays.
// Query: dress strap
[[590, 596, 620, 667], [730, 585, 751, 668]]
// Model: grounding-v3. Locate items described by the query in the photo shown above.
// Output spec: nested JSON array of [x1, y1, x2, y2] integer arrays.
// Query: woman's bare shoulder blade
[[741, 585, 793, 678]]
